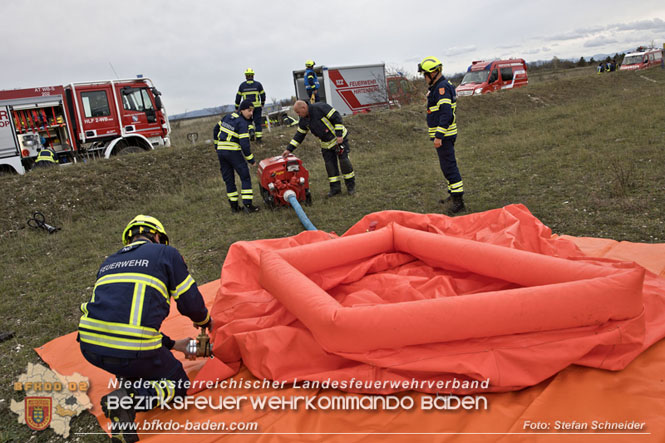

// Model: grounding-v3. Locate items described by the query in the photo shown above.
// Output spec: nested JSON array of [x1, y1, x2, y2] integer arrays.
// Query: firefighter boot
[[229, 200, 242, 214], [101, 388, 139, 443], [449, 194, 466, 215], [345, 178, 356, 196], [327, 181, 342, 198], [243, 203, 261, 213]]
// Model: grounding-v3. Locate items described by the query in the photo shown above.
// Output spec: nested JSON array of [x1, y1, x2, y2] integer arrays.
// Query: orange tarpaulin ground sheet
[[36, 205, 665, 442]]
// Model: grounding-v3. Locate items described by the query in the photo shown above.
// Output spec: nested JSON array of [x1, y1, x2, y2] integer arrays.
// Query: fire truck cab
[[0, 78, 170, 174], [386, 74, 416, 107], [619, 47, 664, 71], [456, 59, 528, 96]]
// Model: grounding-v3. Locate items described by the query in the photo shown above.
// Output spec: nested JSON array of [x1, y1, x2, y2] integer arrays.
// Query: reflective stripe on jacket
[[35, 149, 58, 163]]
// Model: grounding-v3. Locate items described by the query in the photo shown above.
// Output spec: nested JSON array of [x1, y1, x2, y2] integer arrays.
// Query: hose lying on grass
[[283, 190, 316, 231]]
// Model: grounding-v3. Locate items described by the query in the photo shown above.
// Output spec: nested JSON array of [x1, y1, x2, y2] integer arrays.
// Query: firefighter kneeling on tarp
[[77, 215, 212, 443]]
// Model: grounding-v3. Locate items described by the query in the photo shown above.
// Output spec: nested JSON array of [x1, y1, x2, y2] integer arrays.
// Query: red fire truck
[[619, 47, 664, 71], [456, 59, 528, 96], [0, 78, 171, 174], [386, 74, 417, 107]]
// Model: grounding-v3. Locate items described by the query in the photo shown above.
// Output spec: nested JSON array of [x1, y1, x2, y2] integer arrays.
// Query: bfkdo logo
[[25, 397, 52, 431], [12, 363, 92, 437]]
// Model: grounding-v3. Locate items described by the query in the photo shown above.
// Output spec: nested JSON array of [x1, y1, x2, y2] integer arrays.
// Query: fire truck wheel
[[116, 145, 144, 156], [0, 165, 17, 175]]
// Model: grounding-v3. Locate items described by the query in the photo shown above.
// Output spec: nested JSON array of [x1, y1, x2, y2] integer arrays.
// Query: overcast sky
[[1, 1, 664, 115]]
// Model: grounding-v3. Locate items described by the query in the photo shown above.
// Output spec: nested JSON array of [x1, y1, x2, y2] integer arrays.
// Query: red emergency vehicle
[[619, 47, 664, 71], [0, 78, 170, 174], [456, 59, 528, 96], [386, 74, 417, 107]]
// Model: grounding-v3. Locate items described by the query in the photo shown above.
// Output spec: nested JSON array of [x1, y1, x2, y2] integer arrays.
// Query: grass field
[[1, 66, 664, 441]]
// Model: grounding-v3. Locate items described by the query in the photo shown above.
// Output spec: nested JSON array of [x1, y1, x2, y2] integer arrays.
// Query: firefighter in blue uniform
[[34, 147, 58, 168], [419, 56, 465, 214], [282, 100, 355, 196], [78, 215, 211, 443], [235, 68, 266, 143], [304, 60, 320, 103], [214, 99, 260, 213]]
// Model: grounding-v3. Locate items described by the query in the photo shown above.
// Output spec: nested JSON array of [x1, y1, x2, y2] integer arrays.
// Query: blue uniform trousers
[[321, 141, 354, 190], [436, 136, 463, 194], [217, 149, 252, 205], [81, 346, 188, 410], [252, 108, 263, 139]]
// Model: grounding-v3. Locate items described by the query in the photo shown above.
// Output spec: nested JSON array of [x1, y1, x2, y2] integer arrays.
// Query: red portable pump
[[257, 154, 312, 208]]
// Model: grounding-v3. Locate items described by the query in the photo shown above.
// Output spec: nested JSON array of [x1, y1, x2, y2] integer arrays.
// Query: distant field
[[1, 67, 664, 441]]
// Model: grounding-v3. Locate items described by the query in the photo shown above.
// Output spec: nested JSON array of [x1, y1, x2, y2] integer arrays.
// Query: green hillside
[[1, 66, 664, 441]]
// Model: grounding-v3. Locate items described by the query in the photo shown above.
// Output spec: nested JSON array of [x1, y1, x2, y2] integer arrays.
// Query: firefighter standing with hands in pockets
[[214, 99, 261, 213], [419, 56, 465, 214]]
